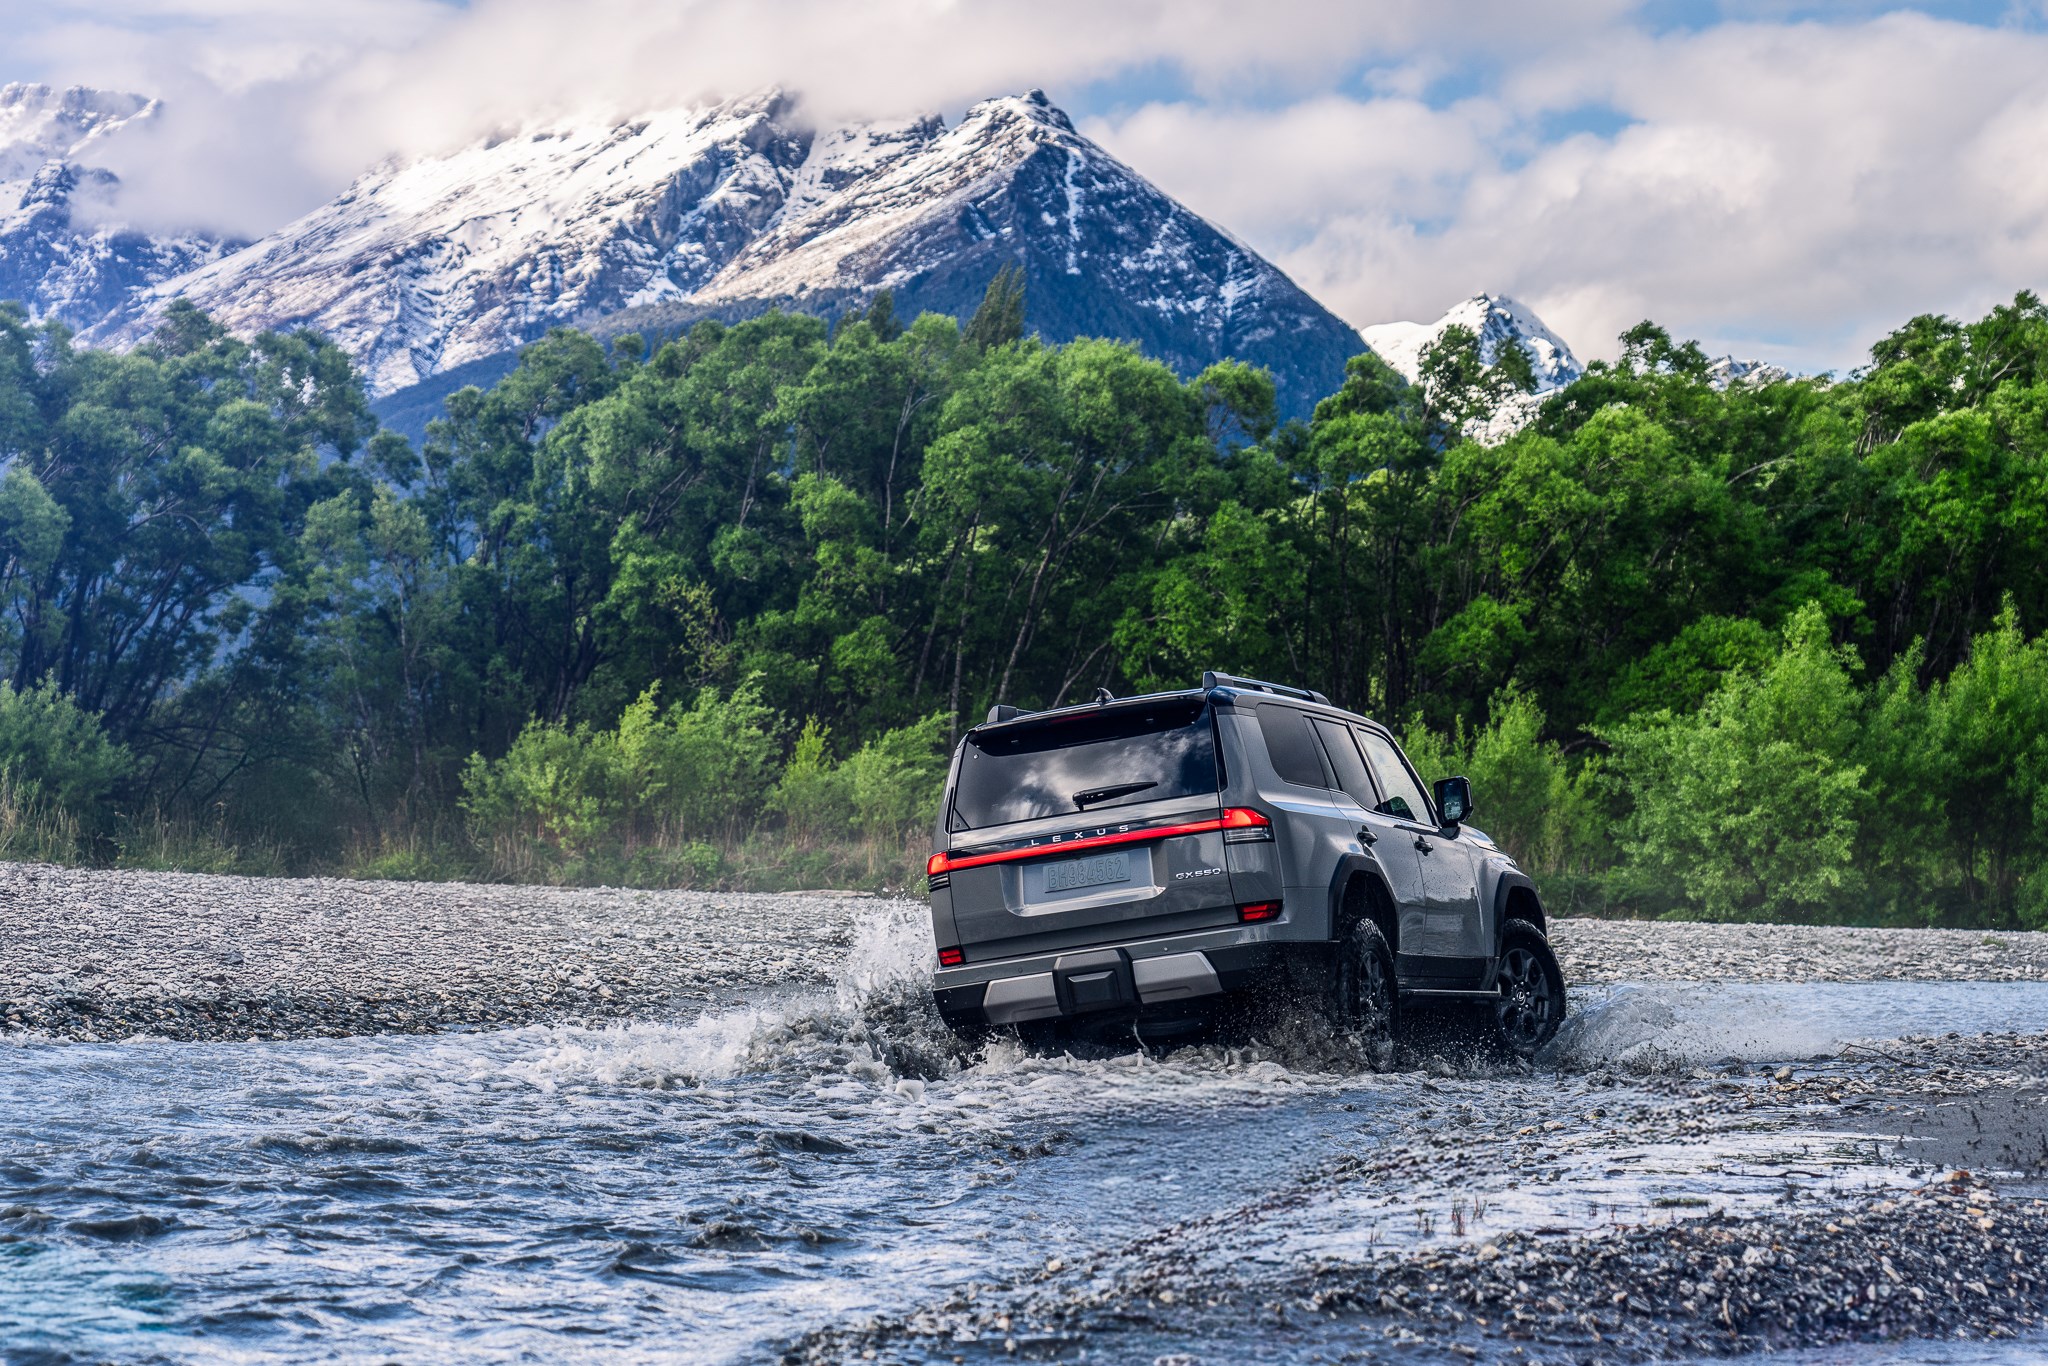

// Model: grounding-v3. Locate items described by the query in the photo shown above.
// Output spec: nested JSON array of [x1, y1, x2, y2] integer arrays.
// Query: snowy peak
[[1706, 354, 1789, 389], [0, 83, 233, 330], [1361, 294, 1583, 392], [691, 89, 1101, 304], [667, 87, 1361, 415], [0, 83, 153, 186]]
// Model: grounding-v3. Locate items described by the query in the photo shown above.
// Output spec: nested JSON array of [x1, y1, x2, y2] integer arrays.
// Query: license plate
[[1043, 852, 1130, 892]]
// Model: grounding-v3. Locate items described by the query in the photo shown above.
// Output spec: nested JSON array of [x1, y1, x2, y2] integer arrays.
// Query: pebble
[[1552, 916, 2048, 984], [0, 862, 899, 1042]]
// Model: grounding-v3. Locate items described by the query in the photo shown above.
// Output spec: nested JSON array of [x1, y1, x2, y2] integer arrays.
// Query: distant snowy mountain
[[1706, 354, 1790, 388], [1360, 293, 1583, 392], [114, 88, 1360, 419], [1356, 294, 1584, 445], [0, 83, 234, 331]]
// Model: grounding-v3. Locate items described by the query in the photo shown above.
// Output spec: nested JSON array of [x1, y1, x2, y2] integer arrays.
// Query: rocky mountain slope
[[126, 88, 1363, 418], [0, 83, 234, 331]]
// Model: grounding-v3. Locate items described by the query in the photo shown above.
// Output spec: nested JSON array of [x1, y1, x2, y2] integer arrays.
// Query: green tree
[[1600, 605, 1868, 920], [963, 263, 1027, 352]]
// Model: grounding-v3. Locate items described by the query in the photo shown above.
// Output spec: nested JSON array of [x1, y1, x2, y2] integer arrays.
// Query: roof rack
[[985, 704, 1028, 725], [1201, 671, 1331, 706]]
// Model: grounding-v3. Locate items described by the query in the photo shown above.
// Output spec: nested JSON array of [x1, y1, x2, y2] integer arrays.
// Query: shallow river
[[5, 910, 2048, 1364]]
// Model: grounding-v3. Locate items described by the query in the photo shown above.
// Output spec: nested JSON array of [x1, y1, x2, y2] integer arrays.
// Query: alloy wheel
[[1495, 944, 1560, 1051]]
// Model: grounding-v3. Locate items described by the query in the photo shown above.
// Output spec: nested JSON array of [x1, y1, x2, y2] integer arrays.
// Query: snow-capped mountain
[[1360, 293, 1583, 392], [126, 89, 1361, 417], [0, 83, 234, 330], [1361, 293, 1585, 445], [1706, 354, 1790, 388]]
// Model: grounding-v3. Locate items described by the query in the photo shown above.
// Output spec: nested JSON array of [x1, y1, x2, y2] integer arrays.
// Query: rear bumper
[[932, 928, 1334, 1031]]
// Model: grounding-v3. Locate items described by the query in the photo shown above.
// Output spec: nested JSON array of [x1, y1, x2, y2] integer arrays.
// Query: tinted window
[[1310, 718, 1378, 804], [1357, 729, 1433, 824], [949, 700, 1218, 831], [1256, 707, 1327, 788]]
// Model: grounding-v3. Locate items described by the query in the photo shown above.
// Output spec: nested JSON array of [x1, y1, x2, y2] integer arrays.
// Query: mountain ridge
[[105, 87, 1362, 419]]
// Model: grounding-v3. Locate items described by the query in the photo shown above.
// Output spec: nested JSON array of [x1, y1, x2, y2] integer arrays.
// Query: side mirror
[[1434, 775, 1472, 827]]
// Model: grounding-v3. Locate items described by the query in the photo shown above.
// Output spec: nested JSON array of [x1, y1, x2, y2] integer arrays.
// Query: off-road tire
[[1493, 918, 1566, 1057], [1329, 918, 1399, 1059]]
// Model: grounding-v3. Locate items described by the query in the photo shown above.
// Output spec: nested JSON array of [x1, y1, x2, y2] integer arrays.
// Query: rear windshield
[[949, 699, 1219, 832]]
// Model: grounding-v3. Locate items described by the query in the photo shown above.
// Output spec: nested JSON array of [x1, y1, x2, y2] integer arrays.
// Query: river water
[[4, 908, 2047, 1364]]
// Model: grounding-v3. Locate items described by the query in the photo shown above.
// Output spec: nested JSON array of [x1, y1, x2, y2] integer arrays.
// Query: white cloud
[[4, 1, 2046, 370], [0, 0, 1633, 236], [1089, 12, 2048, 371]]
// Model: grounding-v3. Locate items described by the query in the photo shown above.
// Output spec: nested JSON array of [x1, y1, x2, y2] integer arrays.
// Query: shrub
[[772, 719, 852, 845], [1599, 603, 1866, 920], [461, 681, 783, 871], [842, 713, 950, 840], [0, 680, 128, 822]]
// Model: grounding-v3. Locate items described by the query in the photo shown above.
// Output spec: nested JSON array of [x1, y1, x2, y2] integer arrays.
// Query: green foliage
[[1884, 602, 2048, 926], [963, 264, 1027, 352], [460, 682, 782, 874], [1600, 605, 1868, 921], [6, 285, 2048, 916], [0, 680, 127, 819], [841, 712, 950, 840]]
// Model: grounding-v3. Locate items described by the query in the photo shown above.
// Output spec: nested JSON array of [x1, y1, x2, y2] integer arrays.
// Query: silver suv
[[925, 673, 1566, 1056]]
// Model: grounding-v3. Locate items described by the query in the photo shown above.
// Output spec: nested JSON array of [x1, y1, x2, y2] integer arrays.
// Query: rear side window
[[1257, 707, 1328, 788], [1310, 718, 1378, 804], [1357, 729, 1434, 824], [949, 699, 1219, 832]]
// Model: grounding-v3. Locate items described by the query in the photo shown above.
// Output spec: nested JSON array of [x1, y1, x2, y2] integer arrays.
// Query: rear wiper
[[1073, 781, 1158, 808]]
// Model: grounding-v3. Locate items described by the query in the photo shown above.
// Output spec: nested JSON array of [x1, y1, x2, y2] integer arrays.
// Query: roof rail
[[1201, 671, 1331, 706], [985, 703, 1027, 725]]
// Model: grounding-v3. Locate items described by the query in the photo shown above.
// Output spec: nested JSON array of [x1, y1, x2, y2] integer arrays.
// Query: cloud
[[3, 0, 1632, 236], [1088, 12, 2048, 371], [6, 1, 2048, 370]]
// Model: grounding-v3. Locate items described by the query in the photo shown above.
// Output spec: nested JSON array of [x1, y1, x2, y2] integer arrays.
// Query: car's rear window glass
[[1257, 706, 1328, 788], [949, 700, 1219, 831]]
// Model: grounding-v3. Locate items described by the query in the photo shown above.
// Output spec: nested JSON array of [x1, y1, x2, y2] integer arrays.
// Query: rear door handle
[[1414, 836, 1433, 854], [1357, 826, 1376, 846]]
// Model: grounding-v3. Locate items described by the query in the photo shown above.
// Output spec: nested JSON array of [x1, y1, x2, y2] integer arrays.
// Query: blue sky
[[5, 0, 2048, 371]]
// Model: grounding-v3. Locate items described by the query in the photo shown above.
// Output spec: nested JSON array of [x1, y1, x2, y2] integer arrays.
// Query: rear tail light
[[938, 946, 965, 967], [1221, 807, 1274, 843], [1238, 901, 1281, 922], [928, 806, 1276, 875]]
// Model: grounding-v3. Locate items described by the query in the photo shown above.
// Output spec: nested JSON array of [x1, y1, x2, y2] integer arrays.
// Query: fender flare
[[1490, 870, 1544, 956], [1327, 854, 1400, 955]]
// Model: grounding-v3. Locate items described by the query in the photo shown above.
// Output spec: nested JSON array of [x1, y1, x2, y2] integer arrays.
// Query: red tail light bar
[[937, 946, 965, 967], [927, 807, 1271, 877]]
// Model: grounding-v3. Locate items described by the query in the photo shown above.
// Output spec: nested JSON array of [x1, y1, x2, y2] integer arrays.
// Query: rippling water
[[4, 911, 2047, 1364]]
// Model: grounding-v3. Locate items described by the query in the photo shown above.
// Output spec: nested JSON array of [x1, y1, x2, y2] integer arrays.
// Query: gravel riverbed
[[3, 863, 2046, 1041], [0, 863, 877, 1040]]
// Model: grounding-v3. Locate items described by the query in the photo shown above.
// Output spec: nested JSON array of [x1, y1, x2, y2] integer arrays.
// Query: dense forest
[[0, 277, 2043, 927]]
